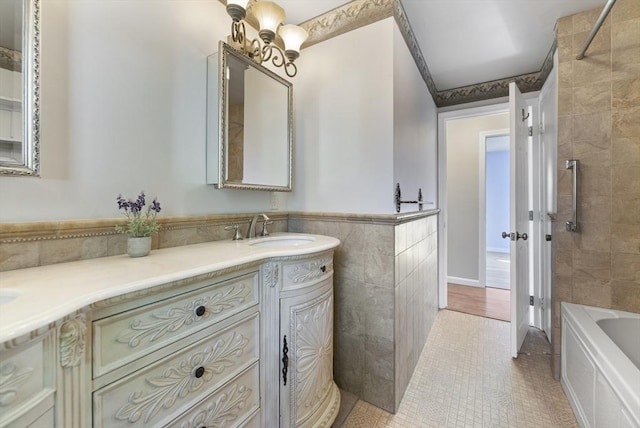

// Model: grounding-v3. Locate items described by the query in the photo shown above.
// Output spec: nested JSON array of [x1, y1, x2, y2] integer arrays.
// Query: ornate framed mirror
[[0, 0, 40, 176], [206, 41, 293, 191]]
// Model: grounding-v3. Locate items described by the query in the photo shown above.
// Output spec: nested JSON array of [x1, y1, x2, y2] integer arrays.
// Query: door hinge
[[530, 296, 534, 306], [529, 210, 534, 221], [528, 126, 533, 137]]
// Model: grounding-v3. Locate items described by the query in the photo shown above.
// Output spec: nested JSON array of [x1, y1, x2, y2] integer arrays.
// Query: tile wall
[[289, 211, 439, 413], [0, 214, 288, 272], [552, 0, 640, 377]]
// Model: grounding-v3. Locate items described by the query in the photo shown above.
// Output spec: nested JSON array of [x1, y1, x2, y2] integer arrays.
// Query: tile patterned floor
[[340, 310, 577, 428]]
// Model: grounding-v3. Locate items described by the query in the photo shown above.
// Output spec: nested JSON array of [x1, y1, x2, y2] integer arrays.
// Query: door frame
[[437, 96, 542, 312], [479, 128, 510, 289]]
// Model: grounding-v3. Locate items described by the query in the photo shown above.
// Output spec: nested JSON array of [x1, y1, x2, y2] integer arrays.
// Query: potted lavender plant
[[115, 191, 161, 257]]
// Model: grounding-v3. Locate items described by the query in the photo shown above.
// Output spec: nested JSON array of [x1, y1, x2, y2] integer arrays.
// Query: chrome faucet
[[247, 213, 271, 239]]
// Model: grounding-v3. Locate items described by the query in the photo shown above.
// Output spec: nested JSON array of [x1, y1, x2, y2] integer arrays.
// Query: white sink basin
[[249, 236, 316, 248], [0, 290, 21, 305]]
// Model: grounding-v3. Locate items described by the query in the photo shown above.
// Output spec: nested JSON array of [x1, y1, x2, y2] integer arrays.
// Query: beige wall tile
[[558, 87, 573, 115], [558, 115, 572, 145], [571, 273, 612, 308], [611, 284, 640, 312], [612, 78, 640, 110], [572, 222, 611, 253], [0, 241, 40, 271], [573, 82, 611, 115], [612, 136, 640, 165], [612, 253, 640, 282], [612, 162, 640, 196], [612, 19, 640, 81], [612, 107, 640, 139], [573, 248, 611, 281], [611, 223, 640, 254], [558, 35, 573, 63], [611, 0, 640, 22], [573, 27, 611, 57], [612, 194, 640, 224], [559, 61, 573, 88], [573, 6, 612, 33], [557, 15, 573, 37], [577, 150, 612, 197], [39, 238, 85, 266], [572, 111, 611, 143], [579, 195, 611, 224], [573, 54, 612, 86]]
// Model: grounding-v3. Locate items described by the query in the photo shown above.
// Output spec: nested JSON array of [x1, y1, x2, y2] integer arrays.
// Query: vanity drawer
[[93, 312, 260, 428], [281, 252, 333, 292], [167, 363, 260, 428], [0, 330, 55, 428], [93, 271, 258, 377]]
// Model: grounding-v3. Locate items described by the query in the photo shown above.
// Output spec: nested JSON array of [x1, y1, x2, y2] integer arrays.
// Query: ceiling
[[279, 0, 608, 91]]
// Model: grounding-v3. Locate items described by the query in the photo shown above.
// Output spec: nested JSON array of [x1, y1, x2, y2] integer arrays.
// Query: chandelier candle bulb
[[226, 0, 249, 21], [251, 1, 285, 44], [279, 24, 308, 62]]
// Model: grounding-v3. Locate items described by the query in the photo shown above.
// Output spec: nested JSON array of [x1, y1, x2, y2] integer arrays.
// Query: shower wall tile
[[553, 5, 639, 374], [611, 19, 640, 81], [573, 82, 611, 115], [611, 223, 640, 254], [611, 0, 640, 22], [612, 137, 640, 165]]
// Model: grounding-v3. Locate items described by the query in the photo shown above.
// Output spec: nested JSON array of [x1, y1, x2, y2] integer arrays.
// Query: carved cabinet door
[[279, 279, 334, 428]]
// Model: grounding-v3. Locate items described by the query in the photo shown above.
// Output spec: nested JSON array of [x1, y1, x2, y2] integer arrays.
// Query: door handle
[[502, 232, 528, 241]]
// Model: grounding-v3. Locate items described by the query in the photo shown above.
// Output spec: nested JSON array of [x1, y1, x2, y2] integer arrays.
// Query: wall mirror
[[207, 41, 292, 191], [0, 0, 40, 176]]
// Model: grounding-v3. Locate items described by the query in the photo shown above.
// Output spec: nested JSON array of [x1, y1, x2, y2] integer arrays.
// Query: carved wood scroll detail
[[0, 362, 35, 406], [117, 284, 251, 348], [178, 383, 252, 428], [294, 296, 333, 417], [288, 258, 332, 284], [60, 315, 87, 368], [115, 332, 250, 424], [265, 262, 279, 288]]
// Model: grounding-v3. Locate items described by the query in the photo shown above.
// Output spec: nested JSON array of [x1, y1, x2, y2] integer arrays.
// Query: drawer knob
[[194, 366, 205, 378], [195, 305, 206, 317], [320, 265, 326, 273]]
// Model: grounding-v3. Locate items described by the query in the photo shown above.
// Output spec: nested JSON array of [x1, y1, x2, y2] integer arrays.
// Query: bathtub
[[562, 303, 640, 428]]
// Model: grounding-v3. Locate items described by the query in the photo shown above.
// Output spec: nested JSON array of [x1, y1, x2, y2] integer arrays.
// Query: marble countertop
[[0, 233, 340, 343]]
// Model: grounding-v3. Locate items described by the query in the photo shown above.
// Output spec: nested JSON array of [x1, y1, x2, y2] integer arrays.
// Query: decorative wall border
[[217, 0, 558, 107]]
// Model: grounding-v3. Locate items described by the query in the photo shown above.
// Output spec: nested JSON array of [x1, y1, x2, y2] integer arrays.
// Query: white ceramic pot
[[127, 236, 151, 258]]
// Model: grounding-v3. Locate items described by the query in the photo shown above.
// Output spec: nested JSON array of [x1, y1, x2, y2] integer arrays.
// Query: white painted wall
[[288, 19, 395, 214], [392, 24, 438, 213], [1, 5, 439, 221], [289, 18, 437, 214], [446, 113, 509, 281], [0, 0, 273, 222]]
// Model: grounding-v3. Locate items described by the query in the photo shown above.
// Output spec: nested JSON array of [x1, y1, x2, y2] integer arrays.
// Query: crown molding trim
[[300, 0, 393, 48], [217, 0, 557, 107]]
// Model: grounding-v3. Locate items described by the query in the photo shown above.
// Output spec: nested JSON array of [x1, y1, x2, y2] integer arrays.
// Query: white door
[[509, 82, 530, 358]]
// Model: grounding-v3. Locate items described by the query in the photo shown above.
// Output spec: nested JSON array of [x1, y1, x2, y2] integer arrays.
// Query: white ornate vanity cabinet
[[0, 233, 340, 428]]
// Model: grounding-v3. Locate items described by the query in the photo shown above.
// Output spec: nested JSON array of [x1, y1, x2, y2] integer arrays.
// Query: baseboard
[[447, 276, 482, 287], [487, 247, 510, 253]]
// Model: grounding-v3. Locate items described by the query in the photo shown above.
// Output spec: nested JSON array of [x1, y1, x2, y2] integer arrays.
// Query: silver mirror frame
[[0, 0, 40, 177], [216, 41, 293, 192]]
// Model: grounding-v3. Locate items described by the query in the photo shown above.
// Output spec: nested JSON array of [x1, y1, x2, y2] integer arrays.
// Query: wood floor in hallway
[[447, 283, 510, 322]]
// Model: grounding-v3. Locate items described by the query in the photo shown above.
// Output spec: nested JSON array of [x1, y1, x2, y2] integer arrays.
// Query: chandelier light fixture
[[225, 0, 308, 77]]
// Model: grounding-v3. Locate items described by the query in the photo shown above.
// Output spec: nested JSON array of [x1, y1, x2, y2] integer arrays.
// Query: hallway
[[338, 310, 576, 427]]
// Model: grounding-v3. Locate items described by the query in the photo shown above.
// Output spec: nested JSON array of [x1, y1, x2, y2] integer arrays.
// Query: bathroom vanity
[[0, 233, 340, 428]]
